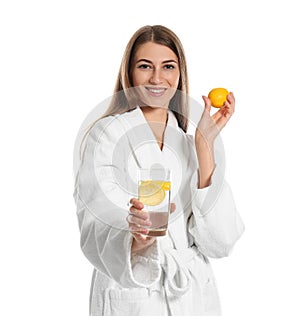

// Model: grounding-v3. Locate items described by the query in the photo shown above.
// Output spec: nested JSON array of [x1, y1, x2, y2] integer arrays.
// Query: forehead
[[134, 42, 178, 62]]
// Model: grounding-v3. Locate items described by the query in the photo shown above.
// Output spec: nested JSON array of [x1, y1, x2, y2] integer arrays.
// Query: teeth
[[147, 88, 165, 93]]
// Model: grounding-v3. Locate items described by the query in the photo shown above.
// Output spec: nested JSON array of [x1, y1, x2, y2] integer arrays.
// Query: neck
[[140, 106, 168, 124], [140, 106, 169, 150]]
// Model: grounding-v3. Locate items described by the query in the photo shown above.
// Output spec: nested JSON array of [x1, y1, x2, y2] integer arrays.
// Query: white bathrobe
[[73, 106, 245, 315]]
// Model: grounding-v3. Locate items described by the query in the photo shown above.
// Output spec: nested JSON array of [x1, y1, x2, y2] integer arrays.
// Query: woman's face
[[131, 41, 180, 108]]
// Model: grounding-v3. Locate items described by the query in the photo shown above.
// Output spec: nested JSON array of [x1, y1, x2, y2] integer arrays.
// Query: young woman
[[74, 25, 244, 316]]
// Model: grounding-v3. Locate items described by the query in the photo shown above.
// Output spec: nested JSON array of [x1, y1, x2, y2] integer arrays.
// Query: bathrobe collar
[[118, 106, 181, 170]]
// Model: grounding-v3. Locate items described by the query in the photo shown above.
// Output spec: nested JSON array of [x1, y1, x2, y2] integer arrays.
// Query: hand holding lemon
[[195, 88, 235, 187], [197, 88, 235, 142]]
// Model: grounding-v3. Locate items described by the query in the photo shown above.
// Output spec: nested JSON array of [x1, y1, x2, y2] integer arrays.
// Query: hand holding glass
[[138, 168, 171, 236]]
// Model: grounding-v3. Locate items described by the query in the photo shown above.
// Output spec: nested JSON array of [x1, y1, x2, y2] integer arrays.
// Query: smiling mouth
[[145, 87, 167, 97]]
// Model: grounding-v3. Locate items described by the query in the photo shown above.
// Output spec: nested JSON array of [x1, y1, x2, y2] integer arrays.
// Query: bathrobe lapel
[[119, 106, 168, 169], [118, 107, 190, 249]]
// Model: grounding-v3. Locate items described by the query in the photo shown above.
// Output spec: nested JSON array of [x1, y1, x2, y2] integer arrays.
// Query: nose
[[149, 68, 163, 85]]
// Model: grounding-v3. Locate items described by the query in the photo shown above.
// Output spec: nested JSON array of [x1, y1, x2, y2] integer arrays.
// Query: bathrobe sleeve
[[187, 137, 245, 258], [73, 116, 161, 287]]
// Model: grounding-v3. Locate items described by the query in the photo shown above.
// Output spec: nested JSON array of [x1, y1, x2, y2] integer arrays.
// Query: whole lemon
[[208, 88, 229, 108]]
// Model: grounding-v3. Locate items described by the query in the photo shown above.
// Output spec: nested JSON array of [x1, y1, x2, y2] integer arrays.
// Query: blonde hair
[[104, 25, 190, 132], [80, 25, 190, 157]]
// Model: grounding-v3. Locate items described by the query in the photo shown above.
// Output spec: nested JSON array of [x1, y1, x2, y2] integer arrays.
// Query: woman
[[74, 25, 244, 316]]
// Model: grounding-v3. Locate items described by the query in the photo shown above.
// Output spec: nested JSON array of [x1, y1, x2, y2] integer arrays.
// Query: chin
[[139, 102, 170, 110]]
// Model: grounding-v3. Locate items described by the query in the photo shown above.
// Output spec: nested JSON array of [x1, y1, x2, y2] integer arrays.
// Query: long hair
[[79, 25, 190, 158], [102, 25, 189, 131]]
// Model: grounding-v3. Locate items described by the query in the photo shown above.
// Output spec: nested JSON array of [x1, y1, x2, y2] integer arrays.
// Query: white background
[[1, 0, 299, 315]]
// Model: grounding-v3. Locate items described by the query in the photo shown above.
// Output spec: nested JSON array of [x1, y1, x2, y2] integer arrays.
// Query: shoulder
[[89, 111, 130, 141], [92, 107, 139, 134]]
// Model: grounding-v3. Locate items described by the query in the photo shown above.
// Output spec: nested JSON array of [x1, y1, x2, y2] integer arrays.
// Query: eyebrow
[[136, 58, 178, 64]]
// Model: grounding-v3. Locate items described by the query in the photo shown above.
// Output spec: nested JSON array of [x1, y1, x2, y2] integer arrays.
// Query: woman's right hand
[[127, 198, 156, 253], [127, 198, 176, 253]]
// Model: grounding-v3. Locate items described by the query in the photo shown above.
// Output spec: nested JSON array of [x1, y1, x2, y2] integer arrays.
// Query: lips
[[145, 86, 167, 97]]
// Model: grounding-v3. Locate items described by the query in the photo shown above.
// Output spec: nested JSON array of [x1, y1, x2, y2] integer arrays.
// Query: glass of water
[[138, 168, 171, 236]]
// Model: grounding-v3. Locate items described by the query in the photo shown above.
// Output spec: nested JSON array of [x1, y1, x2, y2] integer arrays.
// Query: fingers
[[227, 92, 235, 110], [127, 211, 151, 227], [132, 231, 151, 241], [170, 202, 176, 214], [213, 92, 235, 130], [128, 220, 150, 235], [129, 202, 149, 220], [202, 95, 212, 113], [128, 199, 151, 234], [227, 91, 235, 104], [128, 198, 176, 233], [223, 92, 235, 118], [130, 198, 144, 210]]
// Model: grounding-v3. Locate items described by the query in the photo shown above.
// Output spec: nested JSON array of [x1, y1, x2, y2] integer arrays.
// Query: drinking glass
[[138, 168, 171, 236]]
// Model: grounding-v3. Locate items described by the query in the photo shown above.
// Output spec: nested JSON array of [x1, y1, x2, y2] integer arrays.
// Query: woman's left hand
[[196, 92, 235, 144]]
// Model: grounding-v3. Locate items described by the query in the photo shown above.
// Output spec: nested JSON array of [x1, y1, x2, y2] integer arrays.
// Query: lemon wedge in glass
[[138, 180, 170, 206]]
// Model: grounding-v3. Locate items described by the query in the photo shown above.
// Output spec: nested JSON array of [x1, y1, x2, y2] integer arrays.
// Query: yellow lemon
[[208, 88, 229, 108], [138, 181, 169, 206]]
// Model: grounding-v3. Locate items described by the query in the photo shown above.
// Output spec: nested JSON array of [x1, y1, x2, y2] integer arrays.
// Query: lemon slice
[[138, 180, 169, 206], [155, 181, 171, 191]]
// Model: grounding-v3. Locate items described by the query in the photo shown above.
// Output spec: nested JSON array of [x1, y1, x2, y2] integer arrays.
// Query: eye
[[164, 64, 176, 70], [137, 64, 152, 69]]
